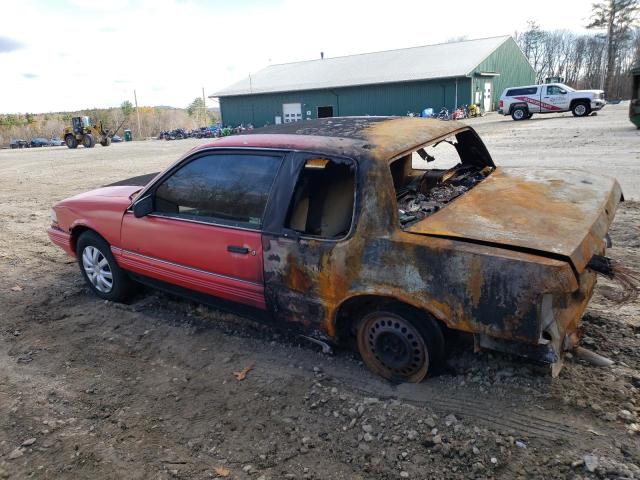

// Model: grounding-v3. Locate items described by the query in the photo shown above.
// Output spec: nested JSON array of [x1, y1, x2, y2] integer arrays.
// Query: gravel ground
[[0, 104, 639, 479]]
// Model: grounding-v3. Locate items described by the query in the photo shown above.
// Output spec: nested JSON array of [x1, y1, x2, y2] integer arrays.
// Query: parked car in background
[[10, 139, 29, 149], [30, 137, 51, 147], [47, 117, 622, 382], [111, 135, 123, 143], [49, 137, 65, 146], [499, 83, 605, 120]]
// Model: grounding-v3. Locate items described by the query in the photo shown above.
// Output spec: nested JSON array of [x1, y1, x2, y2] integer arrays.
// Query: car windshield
[[560, 84, 575, 92]]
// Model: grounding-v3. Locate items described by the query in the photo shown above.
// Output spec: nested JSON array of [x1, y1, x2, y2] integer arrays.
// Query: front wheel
[[100, 137, 112, 147], [572, 102, 590, 117], [65, 135, 78, 149], [76, 231, 136, 302], [357, 307, 444, 383]]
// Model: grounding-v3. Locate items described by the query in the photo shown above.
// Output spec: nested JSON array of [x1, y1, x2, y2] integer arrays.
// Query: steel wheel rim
[[81, 246, 113, 293], [514, 109, 524, 120], [575, 104, 586, 116], [362, 314, 427, 379]]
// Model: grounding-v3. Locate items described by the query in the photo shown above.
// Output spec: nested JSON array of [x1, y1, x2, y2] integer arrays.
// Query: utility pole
[[133, 89, 142, 140], [202, 87, 207, 127]]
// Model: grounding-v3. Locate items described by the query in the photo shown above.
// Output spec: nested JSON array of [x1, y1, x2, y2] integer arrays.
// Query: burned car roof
[[199, 117, 469, 161]]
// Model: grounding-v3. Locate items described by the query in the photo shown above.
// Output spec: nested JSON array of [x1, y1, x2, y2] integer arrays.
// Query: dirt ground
[[1, 105, 639, 480]]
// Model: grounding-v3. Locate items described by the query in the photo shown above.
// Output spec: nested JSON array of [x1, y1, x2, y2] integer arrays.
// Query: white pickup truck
[[498, 83, 605, 120]]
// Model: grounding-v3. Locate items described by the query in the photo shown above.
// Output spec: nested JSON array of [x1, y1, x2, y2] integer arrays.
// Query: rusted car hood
[[406, 167, 622, 272]]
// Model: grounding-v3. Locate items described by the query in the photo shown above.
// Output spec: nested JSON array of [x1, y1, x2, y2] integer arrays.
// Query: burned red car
[[48, 117, 623, 382]]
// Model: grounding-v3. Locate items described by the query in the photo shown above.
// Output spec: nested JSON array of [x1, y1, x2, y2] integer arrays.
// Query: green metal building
[[212, 36, 535, 127]]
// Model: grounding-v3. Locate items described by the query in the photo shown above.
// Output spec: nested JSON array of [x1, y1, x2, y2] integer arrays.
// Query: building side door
[[483, 81, 493, 112]]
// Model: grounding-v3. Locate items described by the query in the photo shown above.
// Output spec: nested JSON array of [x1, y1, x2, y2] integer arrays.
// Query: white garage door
[[283, 103, 302, 123]]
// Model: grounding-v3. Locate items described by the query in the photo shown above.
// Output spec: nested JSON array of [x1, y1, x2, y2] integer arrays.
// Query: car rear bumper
[[47, 226, 75, 256], [476, 267, 598, 376]]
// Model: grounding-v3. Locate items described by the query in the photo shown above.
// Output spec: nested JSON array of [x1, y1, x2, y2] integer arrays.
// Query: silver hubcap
[[514, 110, 524, 119], [575, 104, 586, 116], [82, 246, 113, 293]]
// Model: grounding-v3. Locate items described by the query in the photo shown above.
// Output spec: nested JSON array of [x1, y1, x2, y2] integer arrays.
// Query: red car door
[[117, 151, 283, 310]]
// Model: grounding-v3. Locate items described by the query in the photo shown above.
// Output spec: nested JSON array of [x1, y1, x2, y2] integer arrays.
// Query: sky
[[0, 0, 597, 114]]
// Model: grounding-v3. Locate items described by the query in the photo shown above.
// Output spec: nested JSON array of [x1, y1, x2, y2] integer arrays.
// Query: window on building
[[154, 153, 281, 227], [317, 106, 334, 118]]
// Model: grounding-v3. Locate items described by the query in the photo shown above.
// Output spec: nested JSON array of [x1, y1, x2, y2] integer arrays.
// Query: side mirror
[[133, 195, 153, 218]]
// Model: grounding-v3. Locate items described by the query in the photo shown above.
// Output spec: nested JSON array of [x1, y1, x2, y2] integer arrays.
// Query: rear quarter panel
[[344, 231, 578, 344]]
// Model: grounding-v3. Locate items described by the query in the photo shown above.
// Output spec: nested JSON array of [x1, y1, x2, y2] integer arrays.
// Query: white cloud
[[0, 0, 594, 113]]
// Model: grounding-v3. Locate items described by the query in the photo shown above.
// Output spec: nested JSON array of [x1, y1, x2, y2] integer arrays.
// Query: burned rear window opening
[[391, 129, 495, 227]]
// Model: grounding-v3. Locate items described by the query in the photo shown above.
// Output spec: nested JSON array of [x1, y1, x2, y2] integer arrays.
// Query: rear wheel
[[82, 134, 96, 148], [65, 134, 78, 149], [76, 231, 135, 302], [511, 106, 528, 121], [572, 101, 590, 117], [357, 307, 444, 383]]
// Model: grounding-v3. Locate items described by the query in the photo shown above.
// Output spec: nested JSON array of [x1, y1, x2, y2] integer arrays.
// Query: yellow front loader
[[63, 116, 122, 149]]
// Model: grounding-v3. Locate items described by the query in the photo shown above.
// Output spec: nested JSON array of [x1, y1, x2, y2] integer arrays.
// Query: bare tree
[[587, 0, 639, 95], [515, 20, 638, 96], [517, 21, 546, 82]]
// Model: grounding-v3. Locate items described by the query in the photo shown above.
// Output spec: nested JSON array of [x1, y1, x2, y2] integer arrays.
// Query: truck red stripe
[[514, 96, 563, 111]]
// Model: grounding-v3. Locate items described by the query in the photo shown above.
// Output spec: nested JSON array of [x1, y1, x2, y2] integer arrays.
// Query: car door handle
[[227, 245, 250, 254]]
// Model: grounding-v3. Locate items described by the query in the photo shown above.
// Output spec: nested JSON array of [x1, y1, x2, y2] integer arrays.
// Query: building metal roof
[[213, 36, 511, 97]]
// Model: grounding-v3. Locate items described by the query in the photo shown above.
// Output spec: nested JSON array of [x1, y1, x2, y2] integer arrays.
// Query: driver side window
[[154, 153, 281, 227], [547, 86, 566, 95]]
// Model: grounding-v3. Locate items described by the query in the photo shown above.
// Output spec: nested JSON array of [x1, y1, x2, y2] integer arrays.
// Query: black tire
[[65, 134, 78, 149], [356, 305, 444, 383], [511, 106, 528, 121], [571, 101, 591, 117], [82, 134, 96, 148], [100, 137, 112, 147], [76, 231, 136, 302]]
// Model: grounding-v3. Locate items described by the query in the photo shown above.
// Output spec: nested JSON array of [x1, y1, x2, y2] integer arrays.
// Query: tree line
[[0, 100, 219, 147], [516, 0, 639, 99]]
